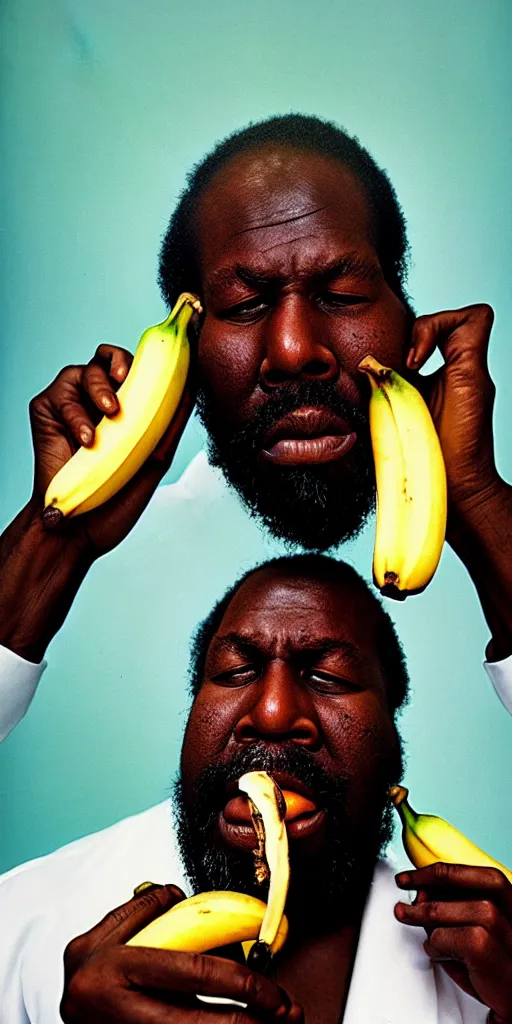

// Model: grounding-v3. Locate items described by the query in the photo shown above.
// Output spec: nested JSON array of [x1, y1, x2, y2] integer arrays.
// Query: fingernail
[[395, 872, 411, 886], [102, 394, 115, 411], [406, 350, 417, 369], [80, 427, 93, 445], [394, 902, 408, 918]]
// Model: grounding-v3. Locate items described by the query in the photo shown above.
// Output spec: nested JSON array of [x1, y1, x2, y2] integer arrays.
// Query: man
[[1, 555, 511, 1022], [1, 113, 511, 740]]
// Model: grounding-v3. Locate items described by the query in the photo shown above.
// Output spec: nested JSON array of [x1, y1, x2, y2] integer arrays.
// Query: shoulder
[[0, 799, 183, 924]]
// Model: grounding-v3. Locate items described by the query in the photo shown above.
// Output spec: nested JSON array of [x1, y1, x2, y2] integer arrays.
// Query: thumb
[[64, 884, 186, 974]]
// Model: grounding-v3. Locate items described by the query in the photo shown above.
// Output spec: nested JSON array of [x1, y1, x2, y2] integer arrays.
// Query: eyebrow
[[205, 252, 381, 297], [210, 632, 361, 663]]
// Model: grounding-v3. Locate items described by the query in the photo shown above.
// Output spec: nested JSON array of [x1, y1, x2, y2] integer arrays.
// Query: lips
[[260, 406, 357, 466], [220, 771, 325, 849]]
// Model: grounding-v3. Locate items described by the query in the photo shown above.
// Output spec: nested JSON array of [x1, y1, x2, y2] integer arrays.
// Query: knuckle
[[468, 925, 491, 958], [424, 901, 440, 924], [433, 861, 451, 882], [241, 968, 262, 1003], [487, 868, 508, 890], [479, 900, 499, 929], [473, 302, 494, 324], [194, 951, 214, 989], [62, 966, 93, 1014], [63, 936, 86, 975]]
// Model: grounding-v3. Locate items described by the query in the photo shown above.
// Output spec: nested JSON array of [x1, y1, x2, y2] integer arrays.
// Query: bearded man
[[1, 114, 511, 737], [1, 556, 511, 1023]]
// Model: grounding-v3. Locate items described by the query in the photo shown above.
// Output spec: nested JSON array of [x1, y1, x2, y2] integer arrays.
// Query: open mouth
[[260, 406, 357, 466], [219, 771, 326, 849]]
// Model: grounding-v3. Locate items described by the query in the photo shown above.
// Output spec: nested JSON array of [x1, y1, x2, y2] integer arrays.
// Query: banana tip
[[41, 505, 64, 530], [389, 785, 408, 806]]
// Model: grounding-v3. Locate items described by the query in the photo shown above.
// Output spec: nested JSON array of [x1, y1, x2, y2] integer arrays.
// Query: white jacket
[[0, 800, 489, 1023]]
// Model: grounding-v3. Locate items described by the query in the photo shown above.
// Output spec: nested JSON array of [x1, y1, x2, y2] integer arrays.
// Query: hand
[[395, 863, 512, 1022], [407, 303, 503, 516], [29, 341, 196, 558], [60, 883, 302, 1023]]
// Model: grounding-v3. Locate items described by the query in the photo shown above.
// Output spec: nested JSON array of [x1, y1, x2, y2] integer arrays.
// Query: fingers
[[407, 303, 494, 373], [396, 864, 512, 913], [423, 925, 512, 1017], [82, 344, 133, 417], [63, 946, 302, 1024], [395, 899, 512, 952], [64, 885, 185, 974], [119, 948, 300, 1020]]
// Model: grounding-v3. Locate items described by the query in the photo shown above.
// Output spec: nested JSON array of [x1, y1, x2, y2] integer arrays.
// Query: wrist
[[0, 499, 93, 661], [447, 479, 512, 663]]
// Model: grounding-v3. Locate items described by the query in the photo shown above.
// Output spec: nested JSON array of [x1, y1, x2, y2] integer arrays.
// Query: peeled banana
[[128, 771, 290, 963], [238, 771, 289, 953], [358, 355, 447, 599], [42, 292, 201, 523], [390, 785, 512, 883], [127, 889, 288, 954]]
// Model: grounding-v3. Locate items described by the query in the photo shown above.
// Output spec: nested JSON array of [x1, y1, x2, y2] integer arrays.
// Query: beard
[[196, 380, 376, 552], [172, 738, 404, 936]]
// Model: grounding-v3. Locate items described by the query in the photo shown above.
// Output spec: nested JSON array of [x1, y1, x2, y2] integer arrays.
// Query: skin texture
[[61, 568, 512, 1022], [1, 142, 511, 659]]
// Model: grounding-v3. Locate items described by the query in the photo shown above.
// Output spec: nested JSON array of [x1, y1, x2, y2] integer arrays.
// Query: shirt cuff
[[0, 644, 47, 741], [484, 653, 512, 715]]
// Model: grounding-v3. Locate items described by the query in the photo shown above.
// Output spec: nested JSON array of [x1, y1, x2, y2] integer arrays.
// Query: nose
[[259, 295, 339, 388], [234, 661, 320, 748]]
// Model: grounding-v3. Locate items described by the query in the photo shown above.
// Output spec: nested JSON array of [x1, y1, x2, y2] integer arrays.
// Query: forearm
[[0, 498, 93, 662], [447, 481, 512, 662]]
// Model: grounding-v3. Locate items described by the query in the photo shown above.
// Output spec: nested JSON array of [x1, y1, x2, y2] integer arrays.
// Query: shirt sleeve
[[0, 645, 46, 742], [484, 653, 512, 714]]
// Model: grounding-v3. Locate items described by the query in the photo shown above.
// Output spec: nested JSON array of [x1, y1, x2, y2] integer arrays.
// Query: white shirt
[[0, 800, 489, 1023]]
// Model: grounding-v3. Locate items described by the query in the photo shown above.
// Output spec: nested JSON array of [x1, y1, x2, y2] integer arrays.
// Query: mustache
[[198, 378, 370, 451], [191, 742, 347, 824]]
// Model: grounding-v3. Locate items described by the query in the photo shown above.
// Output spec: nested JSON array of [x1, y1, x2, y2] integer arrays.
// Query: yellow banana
[[358, 355, 447, 599], [127, 889, 288, 954], [238, 771, 289, 950], [128, 771, 290, 964], [390, 785, 512, 883], [43, 292, 201, 522]]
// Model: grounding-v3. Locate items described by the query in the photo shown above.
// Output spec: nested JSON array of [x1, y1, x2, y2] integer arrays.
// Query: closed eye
[[210, 664, 259, 687], [315, 291, 368, 311], [306, 669, 361, 695], [218, 297, 269, 323]]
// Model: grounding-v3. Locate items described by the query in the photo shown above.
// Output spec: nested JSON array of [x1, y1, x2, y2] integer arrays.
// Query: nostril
[[262, 367, 292, 386], [303, 359, 333, 377]]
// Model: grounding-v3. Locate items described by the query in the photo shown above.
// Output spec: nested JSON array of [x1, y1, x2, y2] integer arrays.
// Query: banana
[[358, 355, 447, 599], [390, 785, 512, 882], [42, 292, 201, 523], [238, 771, 290, 953], [128, 771, 290, 966], [127, 889, 289, 954]]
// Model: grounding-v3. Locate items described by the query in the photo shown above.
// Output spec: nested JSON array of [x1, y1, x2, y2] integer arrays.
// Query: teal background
[[1, 0, 511, 873]]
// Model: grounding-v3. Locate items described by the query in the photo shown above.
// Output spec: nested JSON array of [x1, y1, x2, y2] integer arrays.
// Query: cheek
[[335, 297, 410, 395], [198, 318, 262, 412], [180, 690, 241, 789], [321, 696, 398, 801]]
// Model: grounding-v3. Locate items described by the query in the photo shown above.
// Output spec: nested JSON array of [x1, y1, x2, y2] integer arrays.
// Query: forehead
[[194, 145, 375, 273], [216, 569, 377, 650]]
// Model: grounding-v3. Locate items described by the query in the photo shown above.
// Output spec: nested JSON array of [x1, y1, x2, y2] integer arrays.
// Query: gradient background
[[1, 0, 511, 874]]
